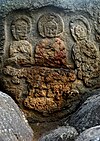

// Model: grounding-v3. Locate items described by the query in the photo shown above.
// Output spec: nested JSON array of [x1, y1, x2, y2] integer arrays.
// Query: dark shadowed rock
[[69, 90, 100, 133], [39, 126, 78, 141], [75, 126, 100, 141], [0, 91, 33, 141]]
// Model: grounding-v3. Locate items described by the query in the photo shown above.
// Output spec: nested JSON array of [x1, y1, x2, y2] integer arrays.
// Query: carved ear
[[11, 24, 18, 40]]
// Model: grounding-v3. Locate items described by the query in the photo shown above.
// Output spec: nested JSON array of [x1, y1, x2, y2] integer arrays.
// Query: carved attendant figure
[[70, 16, 99, 87], [6, 16, 34, 67]]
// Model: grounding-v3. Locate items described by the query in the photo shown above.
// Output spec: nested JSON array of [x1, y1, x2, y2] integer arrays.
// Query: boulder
[[69, 90, 100, 133], [39, 126, 78, 141], [0, 91, 33, 141], [75, 126, 100, 141]]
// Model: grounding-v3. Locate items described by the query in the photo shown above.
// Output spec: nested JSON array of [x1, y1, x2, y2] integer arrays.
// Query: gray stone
[[75, 126, 100, 141], [69, 90, 100, 133], [0, 0, 99, 13], [0, 91, 33, 141], [39, 126, 78, 141], [0, 0, 99, 123]]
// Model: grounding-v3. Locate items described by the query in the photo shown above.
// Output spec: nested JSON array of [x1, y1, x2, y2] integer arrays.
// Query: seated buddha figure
[[34, 14, 71, 69], [5, 16, 34, 67]]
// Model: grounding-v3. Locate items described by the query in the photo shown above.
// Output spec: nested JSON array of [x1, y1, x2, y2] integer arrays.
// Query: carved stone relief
[[5, 16, 34, 67], [70, 16, 99, 87], [23, 13, 78, 115], [38, 13, 63, 38], [0, 6, 99, 121], [35, 13, 69, 68]]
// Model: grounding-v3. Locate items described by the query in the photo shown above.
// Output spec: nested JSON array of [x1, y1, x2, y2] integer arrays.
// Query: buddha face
[[74, 25, 87, 40], [44, 20, 58, 37], [14, 20, 28, 40]]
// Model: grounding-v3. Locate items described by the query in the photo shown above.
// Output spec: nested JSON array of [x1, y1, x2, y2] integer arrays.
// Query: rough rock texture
[[69, 90, 100, 133], [75, 126, 100, 141], [1, 66, 78, 115], [39, 126, 78, 141], [0, 91, 33, 141], [35, 38, 68, 68], [0, 0, 99, 122]]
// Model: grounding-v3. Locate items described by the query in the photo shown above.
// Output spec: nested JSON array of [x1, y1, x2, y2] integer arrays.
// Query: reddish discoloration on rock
[[35, 38, 69, 68]]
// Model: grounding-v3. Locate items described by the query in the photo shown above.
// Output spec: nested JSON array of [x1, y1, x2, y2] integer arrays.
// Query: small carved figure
[[70, 16, 99, 87], [35, 13, 71, 68], [5, 16, 34, 67]]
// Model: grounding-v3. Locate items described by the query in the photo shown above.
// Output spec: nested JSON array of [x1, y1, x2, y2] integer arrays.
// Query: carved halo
[[69, 16, 91, 41], [11, 15, 32, 40], [94, 12, 100, 34], [38, 13, 64, 37]]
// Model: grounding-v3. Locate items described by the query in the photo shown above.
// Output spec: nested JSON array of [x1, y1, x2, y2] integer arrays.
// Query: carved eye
[[77, 27, 83, 32], [16, 26, 21, 31]]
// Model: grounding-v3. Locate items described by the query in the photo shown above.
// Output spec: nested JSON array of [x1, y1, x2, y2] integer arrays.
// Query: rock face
[[69, 90, 100, 133], [75, 126, 100, 141], [0, 91, 33, 141], [0, 0, 99, 122], [39, 126, 78, 141]]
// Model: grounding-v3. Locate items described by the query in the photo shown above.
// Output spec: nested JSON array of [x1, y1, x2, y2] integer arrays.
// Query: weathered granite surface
[[68, 90, 100, 133], [39, 126, 78, 141], [0, 0, 99, 122], [0, 91, 33, 141], [75, 126, 100, 141]]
